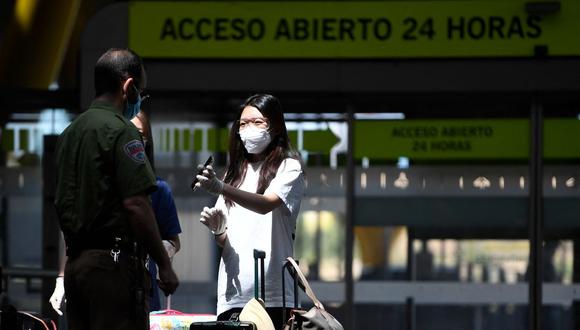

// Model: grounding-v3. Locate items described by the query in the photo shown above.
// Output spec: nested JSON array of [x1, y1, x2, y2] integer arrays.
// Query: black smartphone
[[190, 155, 214, 191]]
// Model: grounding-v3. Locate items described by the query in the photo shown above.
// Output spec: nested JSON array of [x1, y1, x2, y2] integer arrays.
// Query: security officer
[[55, 48, 179, 330]]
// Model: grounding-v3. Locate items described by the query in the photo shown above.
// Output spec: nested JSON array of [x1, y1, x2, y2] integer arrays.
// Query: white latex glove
[[49, 277, 65, 316], [195, 165, 224, 195], [162, 240, 177, 259], [200, 207, 227, 235]]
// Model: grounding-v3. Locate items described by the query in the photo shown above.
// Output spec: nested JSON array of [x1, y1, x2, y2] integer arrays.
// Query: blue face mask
[[123, 86, 142, 120]]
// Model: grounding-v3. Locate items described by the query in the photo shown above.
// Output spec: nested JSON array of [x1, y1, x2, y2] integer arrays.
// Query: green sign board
[[129, 0, 580, 58], [544, 119, 580, 159], [354, 119, 580, 160], [158, 127, 338, 154], [355, 119, 528, 160]]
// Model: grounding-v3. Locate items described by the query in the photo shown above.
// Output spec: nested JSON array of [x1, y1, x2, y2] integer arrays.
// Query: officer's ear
[[122, 78, 136, 101]]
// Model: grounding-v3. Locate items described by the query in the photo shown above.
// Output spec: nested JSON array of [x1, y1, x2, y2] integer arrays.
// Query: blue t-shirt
[[148, 178, 182, 311]]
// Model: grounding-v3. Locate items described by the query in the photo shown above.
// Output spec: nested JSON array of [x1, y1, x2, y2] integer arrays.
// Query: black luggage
[[189, 315, 255, 330], [190, 249, 267, 330], [0, 305, 57, 330], [18, 311, 57, 330]]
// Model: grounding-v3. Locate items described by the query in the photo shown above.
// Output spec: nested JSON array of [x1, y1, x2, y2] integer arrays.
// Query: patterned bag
[[283, 257, 344, 330]]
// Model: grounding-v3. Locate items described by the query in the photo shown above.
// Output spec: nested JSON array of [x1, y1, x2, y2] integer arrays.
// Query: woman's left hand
[[200, 206, 227, 235]]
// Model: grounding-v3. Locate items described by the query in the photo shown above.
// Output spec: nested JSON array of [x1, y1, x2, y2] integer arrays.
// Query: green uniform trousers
[[64, 249, 150, 330]]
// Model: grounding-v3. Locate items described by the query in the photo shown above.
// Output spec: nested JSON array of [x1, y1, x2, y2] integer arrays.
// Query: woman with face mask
[[194, 94, 304, 329]]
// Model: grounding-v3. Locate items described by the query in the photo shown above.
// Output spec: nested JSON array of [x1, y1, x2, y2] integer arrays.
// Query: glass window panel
[[542, 98, 580, 330], [353, 98, 532, 329]]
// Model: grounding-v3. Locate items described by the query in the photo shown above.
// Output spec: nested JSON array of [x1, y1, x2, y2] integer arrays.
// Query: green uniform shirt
[[55, 100, 157, 249]]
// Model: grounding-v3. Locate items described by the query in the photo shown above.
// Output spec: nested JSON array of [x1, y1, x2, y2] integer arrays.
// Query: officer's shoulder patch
[[123, 140, 146, 163]]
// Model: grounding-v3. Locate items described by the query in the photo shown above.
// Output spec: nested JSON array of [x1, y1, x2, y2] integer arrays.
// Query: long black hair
[[223, 94, 299, 206]]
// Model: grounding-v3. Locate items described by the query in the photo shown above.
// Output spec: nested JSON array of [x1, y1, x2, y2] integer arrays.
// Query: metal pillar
[[41, 135, 60, 320], [529, 98, 543, 330], [345, 109, 355, 330], [573, 237, 580, 329], [406, 228, 416, 330]]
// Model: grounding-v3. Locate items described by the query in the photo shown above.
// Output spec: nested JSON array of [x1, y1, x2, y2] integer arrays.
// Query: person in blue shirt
[[131, 111, 182, 311], [147, 178, 182, 310]]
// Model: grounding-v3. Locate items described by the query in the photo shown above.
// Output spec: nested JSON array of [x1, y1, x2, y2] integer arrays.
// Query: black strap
[[282, 259, 300, 328]]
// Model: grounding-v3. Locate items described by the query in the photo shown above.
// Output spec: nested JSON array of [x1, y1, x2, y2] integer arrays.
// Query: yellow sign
[[129, 1, 580, 58]]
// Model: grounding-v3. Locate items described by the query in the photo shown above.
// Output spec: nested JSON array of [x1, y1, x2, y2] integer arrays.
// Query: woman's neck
[[248, 153, 266, 163]]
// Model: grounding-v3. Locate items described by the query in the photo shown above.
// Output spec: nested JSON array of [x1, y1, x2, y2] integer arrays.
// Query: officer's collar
[[89, 100, 121, 113]]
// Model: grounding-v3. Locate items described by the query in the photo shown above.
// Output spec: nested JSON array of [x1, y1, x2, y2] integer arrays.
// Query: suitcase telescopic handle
[[253, 249, 266, 300]]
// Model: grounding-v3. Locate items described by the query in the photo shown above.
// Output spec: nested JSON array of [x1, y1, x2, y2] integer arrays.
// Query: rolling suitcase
[[0, 305, 57, 330], [190, 249, 269, 330], [17, 311, 57, 330], [189, 313, 255, 330]]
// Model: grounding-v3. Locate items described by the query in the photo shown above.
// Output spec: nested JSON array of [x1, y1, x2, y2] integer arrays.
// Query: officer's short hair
[[94, 48, 144, 97]]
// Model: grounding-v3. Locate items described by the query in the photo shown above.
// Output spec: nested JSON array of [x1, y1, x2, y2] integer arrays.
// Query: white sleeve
[[264, 158, 304, 216], [214, 195, 228, 215]]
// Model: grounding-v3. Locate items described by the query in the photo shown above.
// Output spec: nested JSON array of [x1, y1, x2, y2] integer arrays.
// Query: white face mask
[[239, 126, 272, 154]]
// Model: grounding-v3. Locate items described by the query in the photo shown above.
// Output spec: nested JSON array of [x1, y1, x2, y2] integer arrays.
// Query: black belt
[[66, 236, 142, 258]]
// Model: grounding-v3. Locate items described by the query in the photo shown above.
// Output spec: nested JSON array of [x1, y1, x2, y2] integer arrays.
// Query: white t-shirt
[[215, 157, 304, 315]]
